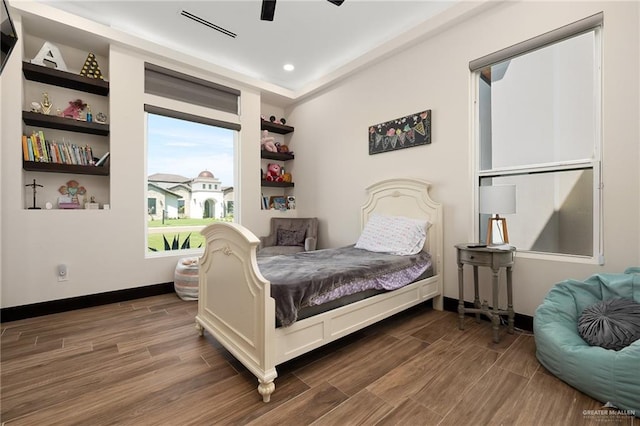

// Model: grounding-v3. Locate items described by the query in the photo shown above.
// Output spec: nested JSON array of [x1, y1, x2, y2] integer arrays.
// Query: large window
[[146, 113, 235, 252], [144, 63, 240, 254], [473, 14, 602, 260]]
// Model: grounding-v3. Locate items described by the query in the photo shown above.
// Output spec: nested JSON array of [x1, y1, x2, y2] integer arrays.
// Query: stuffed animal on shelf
[[62, 99, 87, 120], [278, 144, 290, 153], [282, 172, 292, 183], [261, 130, 277, 152], [265, 163, 283, 182], [269, 115, 286, 125]]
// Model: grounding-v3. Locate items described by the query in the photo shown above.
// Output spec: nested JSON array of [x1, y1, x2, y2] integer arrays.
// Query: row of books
[[22, 131, 109, 166]]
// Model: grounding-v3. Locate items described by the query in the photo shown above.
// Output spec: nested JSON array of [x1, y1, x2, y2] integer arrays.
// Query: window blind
[[144, 62, 240, 115], [469, 12, 603, 71]]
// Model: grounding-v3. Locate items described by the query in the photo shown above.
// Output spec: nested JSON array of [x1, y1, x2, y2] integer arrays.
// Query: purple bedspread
[[257, 245, 432, 326]]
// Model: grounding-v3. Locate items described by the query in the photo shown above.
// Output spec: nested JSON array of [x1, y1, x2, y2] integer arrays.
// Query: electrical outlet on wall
[[57, 264, 68, 282]]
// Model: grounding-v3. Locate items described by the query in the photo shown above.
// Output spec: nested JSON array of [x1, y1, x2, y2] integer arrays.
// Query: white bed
[[195, 178, 443, 402]]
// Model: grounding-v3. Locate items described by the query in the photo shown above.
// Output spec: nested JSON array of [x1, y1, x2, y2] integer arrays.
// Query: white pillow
[[355, 214, 429, 255]]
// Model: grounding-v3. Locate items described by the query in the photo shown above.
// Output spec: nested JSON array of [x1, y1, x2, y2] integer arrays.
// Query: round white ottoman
[[174, 257, 199, 301]]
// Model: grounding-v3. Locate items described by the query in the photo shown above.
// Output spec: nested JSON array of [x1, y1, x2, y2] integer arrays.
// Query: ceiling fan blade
[[261, 0, 276, 21], [327, 0, 345, 5]]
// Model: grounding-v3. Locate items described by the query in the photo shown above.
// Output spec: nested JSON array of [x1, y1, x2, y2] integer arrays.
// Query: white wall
[[286, 1, 640, 315]]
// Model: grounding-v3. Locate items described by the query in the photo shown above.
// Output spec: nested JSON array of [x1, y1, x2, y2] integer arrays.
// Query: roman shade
[[469, 12, 603, 71], [144, 62, 240, 114]]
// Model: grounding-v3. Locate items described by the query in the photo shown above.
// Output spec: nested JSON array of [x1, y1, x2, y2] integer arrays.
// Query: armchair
[[258, 217, 318, 256]]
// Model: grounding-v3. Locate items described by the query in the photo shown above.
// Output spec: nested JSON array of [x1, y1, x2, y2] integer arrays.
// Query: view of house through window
[[476, 28, 601, 258], [147, 113, 235, 253]]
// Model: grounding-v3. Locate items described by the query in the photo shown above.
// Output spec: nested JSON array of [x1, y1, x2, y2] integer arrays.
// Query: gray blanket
[[257, 245, 431, 326]]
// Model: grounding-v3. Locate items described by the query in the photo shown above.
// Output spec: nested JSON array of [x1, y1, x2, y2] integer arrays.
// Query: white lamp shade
[[479, 184, 516, 215]]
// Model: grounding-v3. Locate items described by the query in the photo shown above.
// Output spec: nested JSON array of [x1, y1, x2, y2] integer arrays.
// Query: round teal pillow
[[578, 298, 640, 351]]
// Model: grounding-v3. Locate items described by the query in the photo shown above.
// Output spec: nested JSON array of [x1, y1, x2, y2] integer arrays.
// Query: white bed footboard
[[195, 222, 278, 402]]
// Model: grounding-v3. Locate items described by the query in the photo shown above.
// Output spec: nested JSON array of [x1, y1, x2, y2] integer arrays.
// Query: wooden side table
[[455, 243, 515, 343]]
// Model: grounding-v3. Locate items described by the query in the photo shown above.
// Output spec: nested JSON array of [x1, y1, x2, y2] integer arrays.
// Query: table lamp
[[479, 184, 516, 245]]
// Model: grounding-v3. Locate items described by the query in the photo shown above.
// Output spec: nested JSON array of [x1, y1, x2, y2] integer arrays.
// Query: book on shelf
[[22, 135, 29, 161], [95, 151, 110, 166], [22, 131, 99, 166]]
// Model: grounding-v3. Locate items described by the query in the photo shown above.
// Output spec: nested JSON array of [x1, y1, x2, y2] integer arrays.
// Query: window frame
[[471, 21, 603, 264]]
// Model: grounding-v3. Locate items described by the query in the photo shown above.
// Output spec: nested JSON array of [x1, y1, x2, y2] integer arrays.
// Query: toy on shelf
[[62, 99, 87, 120], [287, 196, 296, 210], [277, 144, 289, 153], [30, 102, 42, 113], [261, 130, 277, 152], [269, 115, 286, 125], [265, 163, 283, 182]]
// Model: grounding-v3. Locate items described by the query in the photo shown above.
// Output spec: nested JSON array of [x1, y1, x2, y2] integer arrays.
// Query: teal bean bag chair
[[534, 267, 640, 414]]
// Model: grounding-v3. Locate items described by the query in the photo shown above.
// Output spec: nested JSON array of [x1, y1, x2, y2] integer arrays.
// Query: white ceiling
[[32, 0, 458, 94]]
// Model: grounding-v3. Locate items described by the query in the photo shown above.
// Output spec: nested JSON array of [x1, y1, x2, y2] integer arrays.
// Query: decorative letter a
[[31, 41, 68, 71]]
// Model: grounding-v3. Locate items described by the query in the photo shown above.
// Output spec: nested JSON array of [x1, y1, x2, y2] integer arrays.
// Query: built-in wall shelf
[[22, 111, 110, 136], [23, 161, 110, 176], [22, 62, 109, 96], [260, 151, 294, 161], [261, 180, 294, 188], [261, 120, 294, 135]]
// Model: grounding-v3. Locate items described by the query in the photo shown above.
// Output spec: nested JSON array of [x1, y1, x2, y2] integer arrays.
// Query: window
[[144, 62, 240, 254], [147, 113, 235, 252], [472, 14, 602, 260]]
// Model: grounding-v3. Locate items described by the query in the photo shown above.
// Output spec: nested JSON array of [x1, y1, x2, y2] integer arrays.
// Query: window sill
[[513, 250, 603, 265]]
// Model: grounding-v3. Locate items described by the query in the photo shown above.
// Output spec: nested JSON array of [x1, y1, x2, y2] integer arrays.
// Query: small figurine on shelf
[[86, 105, 93, 122], [287, 196, 296, 210], [30, 102, 42, 113], [25, 179, 43, 209], [84, 195, 99, 210], [95, 112, 107, 124], [40, 92, 52, 115], [62, 99, 87, 120]]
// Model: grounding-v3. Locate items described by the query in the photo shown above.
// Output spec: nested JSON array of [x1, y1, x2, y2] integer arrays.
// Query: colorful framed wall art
[[368, 110, 431, 155]]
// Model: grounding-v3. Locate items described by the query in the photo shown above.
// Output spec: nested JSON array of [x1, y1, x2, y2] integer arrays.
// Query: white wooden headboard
[[361, 178, 443, 275]]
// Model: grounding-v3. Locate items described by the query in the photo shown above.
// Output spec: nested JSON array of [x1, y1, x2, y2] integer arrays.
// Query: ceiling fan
[[261, 0, 345, 21]]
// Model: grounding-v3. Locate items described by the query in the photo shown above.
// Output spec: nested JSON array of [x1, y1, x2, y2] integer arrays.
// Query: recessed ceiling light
[[283, 64, 295, 71]]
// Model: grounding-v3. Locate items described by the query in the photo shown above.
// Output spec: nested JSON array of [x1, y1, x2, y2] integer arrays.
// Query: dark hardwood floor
[[1, 293, 636, 425]]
